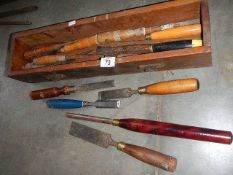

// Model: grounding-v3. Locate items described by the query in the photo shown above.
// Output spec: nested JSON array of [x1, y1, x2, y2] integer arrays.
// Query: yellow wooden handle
[[146, 24, 201, 41], [138, 78, 199, 95]]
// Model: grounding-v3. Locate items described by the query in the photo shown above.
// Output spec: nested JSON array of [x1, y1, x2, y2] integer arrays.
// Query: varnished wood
[[118, 142, 177, 172]]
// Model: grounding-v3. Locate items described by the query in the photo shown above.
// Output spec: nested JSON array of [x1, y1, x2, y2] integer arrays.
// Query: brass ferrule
[[117, 142, 126, 150], [145, 34, 151, 40], [64, 86, 76, 94], [112, 119, 120, 126], [138, 87, 146, 94]]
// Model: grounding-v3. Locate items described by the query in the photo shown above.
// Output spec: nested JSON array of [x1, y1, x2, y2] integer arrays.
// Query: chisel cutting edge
[[69, 122, 177, 172]]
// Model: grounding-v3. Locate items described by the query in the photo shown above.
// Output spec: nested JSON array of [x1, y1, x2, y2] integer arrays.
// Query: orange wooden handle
[[147, 24, 201, 41], [30, 86, 75, 100], [32, 55, 66, 65], [139, 78, 199, 95], [117, 142, 177, 172]]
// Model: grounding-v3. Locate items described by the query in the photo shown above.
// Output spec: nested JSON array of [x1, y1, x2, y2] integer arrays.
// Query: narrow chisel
[[69, 122, 177, 172], [66, 113, 233, 144], [30, 80, 115, 100], [47, 99, 120, 109], [98, 78, 199, 100]]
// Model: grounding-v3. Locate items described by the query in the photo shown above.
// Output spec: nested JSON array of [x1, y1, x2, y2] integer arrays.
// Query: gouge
[[69, 122, 177, 172], [96, 39, 202, 56], [66, 113, 233, 145], [47, 99, 120, 109], [98, 78, 199, 100], [30, 80, 114, 100]]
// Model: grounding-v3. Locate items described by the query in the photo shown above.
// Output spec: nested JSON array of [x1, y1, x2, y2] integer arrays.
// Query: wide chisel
[[66, 113, 233, 144], [69, 122, 177, 171], [98, 78, 199, 100], [30, 80, 114, 100], [47, 99, 120, 109]]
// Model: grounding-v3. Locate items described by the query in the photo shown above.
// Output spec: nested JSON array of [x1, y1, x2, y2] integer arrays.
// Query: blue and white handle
[[46, 99, 90, 109]]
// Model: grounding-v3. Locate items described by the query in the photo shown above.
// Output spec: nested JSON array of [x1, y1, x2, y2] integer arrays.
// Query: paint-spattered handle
[[146, 24, 201, 41], [46, 99, 84, 109], [138, 78, 199, 95], [117, 142, 177, 172], [30, 86, 75, 100]]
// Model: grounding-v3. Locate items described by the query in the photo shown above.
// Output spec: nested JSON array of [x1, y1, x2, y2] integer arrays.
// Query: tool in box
[[47, 99, 120, 109], [98, 78, 199, 100], [30, 80, 115, 100], [66, 113, 233, 145], [69, 122, 177, 172]]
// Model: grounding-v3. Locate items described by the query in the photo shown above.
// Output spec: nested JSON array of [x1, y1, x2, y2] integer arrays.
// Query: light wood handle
[[147, 24, 201, 41], [139, 78, 199, 95], [32, 55, 66, 65], [117, 142, 177, 172]]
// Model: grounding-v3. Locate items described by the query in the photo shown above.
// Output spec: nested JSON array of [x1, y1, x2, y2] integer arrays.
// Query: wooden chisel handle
[[138, 78, 199, 95], [116, 142, 177, 172], [30, 86, 75, 100], [146, 24, 201, 41], [113, 119, 232, 144]]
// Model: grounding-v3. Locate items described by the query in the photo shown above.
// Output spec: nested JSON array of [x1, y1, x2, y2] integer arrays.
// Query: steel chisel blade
[[98, 88, 134, 100], [69, 122, 112, 148]]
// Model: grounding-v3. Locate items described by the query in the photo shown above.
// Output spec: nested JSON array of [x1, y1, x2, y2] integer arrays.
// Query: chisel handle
[[146, 24, 201, 41], [46, 99, 86, 109], [138, 78, 199, 95], [114, 119, 232, 144], [116, 142, 177, 172], [30, 86, 75, 100]]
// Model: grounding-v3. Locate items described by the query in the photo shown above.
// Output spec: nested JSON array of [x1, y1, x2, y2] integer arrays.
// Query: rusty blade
[[69, 122, 116, 148], [75, 80, 115, 92], [98, 88, 138, 100]]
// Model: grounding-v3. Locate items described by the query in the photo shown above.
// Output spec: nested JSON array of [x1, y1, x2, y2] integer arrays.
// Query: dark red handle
[[117, 119, 232, 144], [30, 86, 75, 100]]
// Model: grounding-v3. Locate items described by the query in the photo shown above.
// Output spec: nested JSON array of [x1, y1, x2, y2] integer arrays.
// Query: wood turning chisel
[[47, 99, 120, 109], [69, 122, 177, 172], [66, 113, 233, 144], [98, 78, 199, 100], [30, 80, 115, 100]]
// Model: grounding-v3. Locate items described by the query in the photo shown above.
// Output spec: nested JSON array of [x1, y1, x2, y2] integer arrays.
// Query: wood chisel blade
[[69, 122, 115, 148], [98, 88, 137, 100], [75, 80, 115, 91], [93, 100, 120, 108]]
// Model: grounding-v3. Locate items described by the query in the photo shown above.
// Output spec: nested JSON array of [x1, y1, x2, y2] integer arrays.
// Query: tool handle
[[46, 99, 84, 109], [116, 119, 232, 144], [30, 86, 75, 100], [138, 78, 199, 95], [146, 24, 201, 41], [116, 142, 177, 172]]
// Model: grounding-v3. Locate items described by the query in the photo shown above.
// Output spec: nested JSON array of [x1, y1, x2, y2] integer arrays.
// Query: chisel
[[30, 80, 114, 100], [66, 113, 233, 145], [69, 122, 177, 172], [98, 78, 199, 100], [47, 99, 120, 109]]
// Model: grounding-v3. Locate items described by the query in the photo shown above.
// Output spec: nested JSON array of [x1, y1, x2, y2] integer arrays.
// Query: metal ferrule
[[83, 101, 93, 107], [145, 34, 151, 40], [64, 86, 76, 94], [137, 87, 146, 94], [112, 119, 120, 126], [117, 142, 126, 150]]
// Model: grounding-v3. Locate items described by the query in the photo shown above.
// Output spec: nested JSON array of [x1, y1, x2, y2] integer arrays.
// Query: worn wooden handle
[[117, 142, 177, 172], [138, 78, 199, 95], [30, 86, 75, 100], [32, 55, 67, 65], [117, 119, 233, 144], [146, 24, 201, 41]]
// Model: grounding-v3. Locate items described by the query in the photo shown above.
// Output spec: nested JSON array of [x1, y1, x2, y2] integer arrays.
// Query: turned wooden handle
[[32, 55, 67, 65], [146, 24, 201, 41], [30, 86, 75, 100], [117, 142, 177, 172], [138, 78, 199, 95], [117, 119, 233, 144]]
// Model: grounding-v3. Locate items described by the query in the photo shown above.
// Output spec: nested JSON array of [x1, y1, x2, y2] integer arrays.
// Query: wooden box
[[6, 0, 211, 83]]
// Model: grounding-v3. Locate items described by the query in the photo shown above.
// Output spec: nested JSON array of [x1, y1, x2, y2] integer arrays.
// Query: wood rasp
[[69, 122, 177, 172]]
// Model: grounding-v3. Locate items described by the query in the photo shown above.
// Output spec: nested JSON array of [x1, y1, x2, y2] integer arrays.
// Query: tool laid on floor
[[66, 113, 233, 145], [98, 78, 199, 100], [47, 99, 120, 109], [96, 40, 202, 56], [69, 122, 177, 171], [30, 80, 115, 100]]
